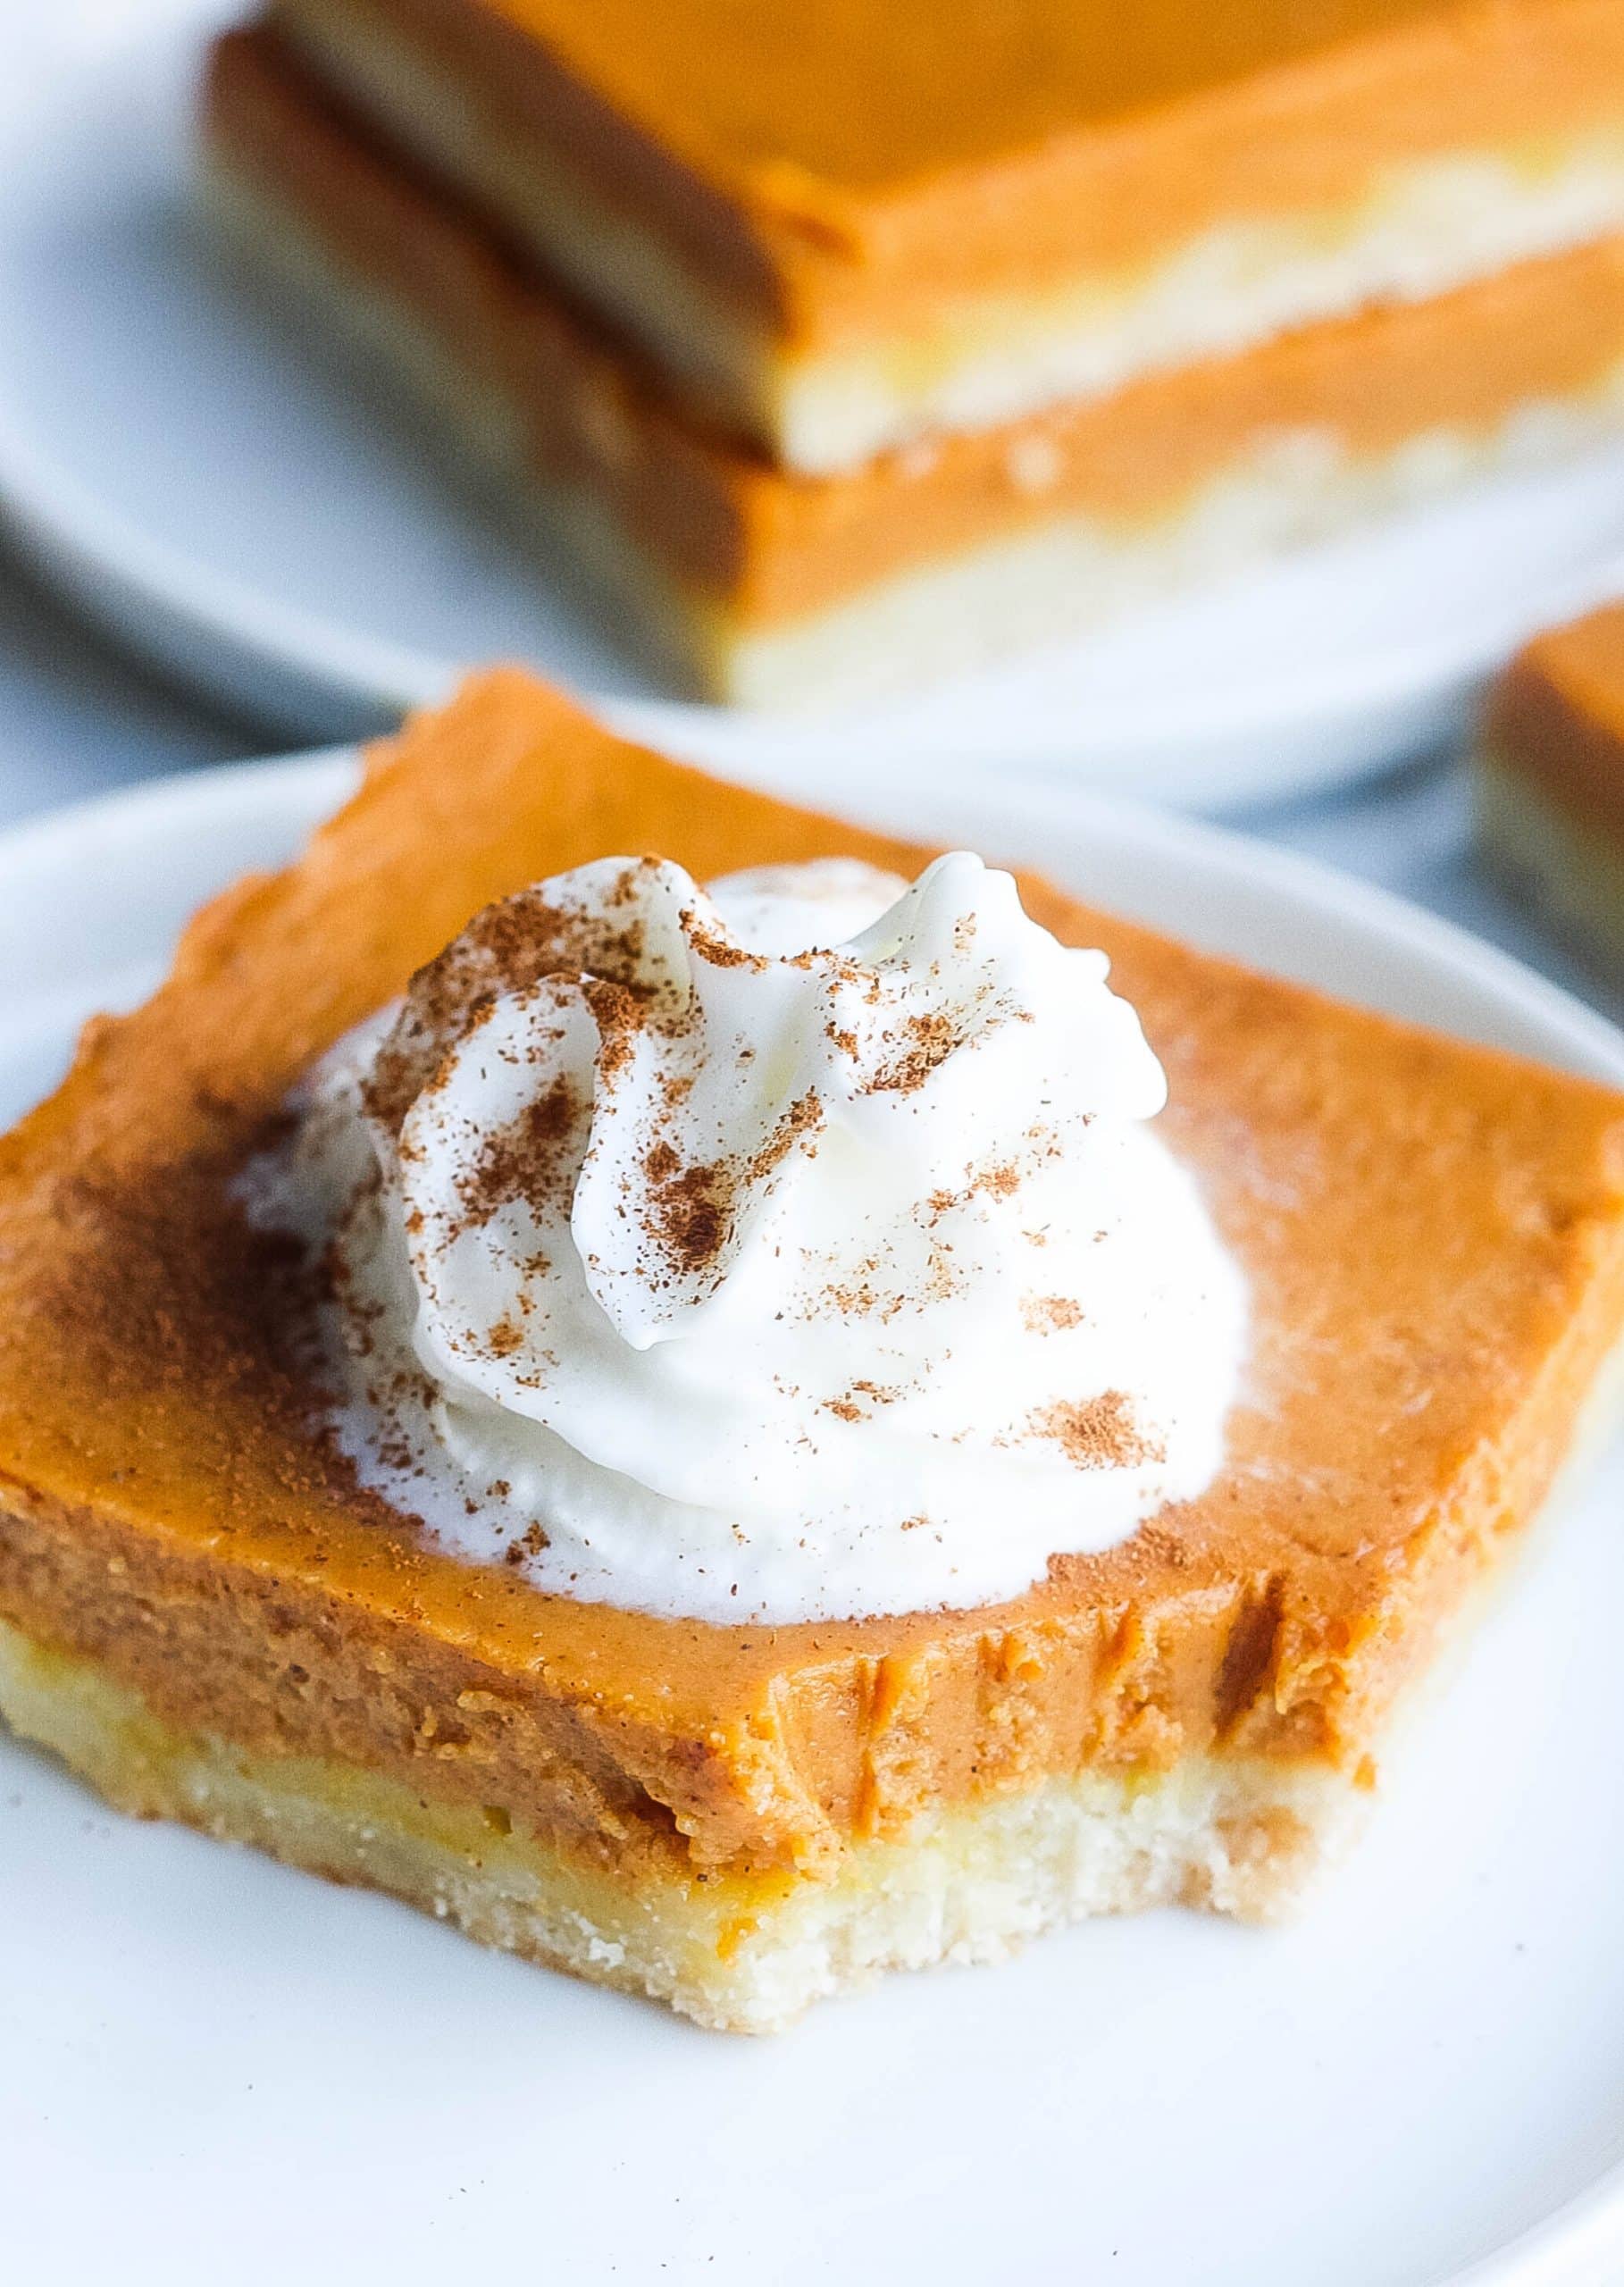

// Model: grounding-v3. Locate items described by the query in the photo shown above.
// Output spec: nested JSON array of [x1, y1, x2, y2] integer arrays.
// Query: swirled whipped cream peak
[[260, 850, 1247, 1623]]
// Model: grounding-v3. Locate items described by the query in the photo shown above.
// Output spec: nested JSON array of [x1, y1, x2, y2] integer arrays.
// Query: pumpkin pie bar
[[202, 28, 1624, 706], [1478, 599, 1624, 972], [3, 671, 1623, 2031], [257, 0, 1624, 473]]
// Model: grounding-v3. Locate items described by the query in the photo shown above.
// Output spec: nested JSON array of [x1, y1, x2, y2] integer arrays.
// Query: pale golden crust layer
[[2, 674, 1623, 1891], [0, 1618, 1349, 2030]]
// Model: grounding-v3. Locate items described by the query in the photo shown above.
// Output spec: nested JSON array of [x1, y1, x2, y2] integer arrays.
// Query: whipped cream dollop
[[261, 852, 1246, 1622]]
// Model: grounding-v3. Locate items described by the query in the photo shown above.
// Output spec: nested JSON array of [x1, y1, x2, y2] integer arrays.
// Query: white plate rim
[[3, 752, 1624, 2287]]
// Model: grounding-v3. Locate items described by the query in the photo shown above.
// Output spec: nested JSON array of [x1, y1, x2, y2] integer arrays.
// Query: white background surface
[[2, 756, 1623, 2287]]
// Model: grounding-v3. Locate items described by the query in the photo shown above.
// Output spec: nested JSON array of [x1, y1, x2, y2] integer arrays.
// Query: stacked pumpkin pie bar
[[1477, 598, 1624, 970], [201, 0, 1624, 703]]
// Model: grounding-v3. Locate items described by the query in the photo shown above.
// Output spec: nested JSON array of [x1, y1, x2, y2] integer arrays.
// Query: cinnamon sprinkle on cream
[[250, 846, 1243, 1625], [1031, 1390, 1159, 1470], [1022, 1294, 1084, 1333], [456, 1074, 580, 1232]]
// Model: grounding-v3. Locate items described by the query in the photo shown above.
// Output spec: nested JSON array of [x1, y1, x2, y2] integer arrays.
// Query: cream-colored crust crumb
[[0, 1615, 1357, 2033], [201, 152, 1624, 711]]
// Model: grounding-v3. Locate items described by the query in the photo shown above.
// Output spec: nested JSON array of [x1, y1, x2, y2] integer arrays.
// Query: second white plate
[[4, 0, 1624, 809]]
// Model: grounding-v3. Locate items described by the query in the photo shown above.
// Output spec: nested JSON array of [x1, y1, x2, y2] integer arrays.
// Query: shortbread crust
[[265, 0, 1624, 470], [3, 673, 1624, 2025], [203, 31, 1624, 707], [8, 1336, 1621, 2032], [0, 1621, 1346, 2032]]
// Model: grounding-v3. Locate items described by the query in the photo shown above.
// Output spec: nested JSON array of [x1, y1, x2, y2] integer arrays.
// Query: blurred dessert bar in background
[[1478, 600, 1624, 971], [201, 1, 1624, 703]]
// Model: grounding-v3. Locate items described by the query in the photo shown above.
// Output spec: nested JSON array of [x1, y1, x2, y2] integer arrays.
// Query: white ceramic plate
[[3, 754, 1624, 2287], [4, 1, 1624, 811]]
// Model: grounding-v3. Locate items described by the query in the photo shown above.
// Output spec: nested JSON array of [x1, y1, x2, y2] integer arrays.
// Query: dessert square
[[1478, 599, 1624, 973], [256, 0, 1624, 473], [2, 670, 1623, 2031], [202, 29, 1624, 707]]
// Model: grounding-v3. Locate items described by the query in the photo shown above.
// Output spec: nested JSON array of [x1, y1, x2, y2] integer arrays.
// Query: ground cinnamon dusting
[[18, 1130, 436, 1557], [648, 1156, 731, 1276], [685, 918, 767, 971], [822, 1377, 900, 1421], [582, 976, 648, 1085], [1032, 1390, 1159, 1470], [456, 1074, 581, 1233], [748, 1090, 823, 1185], [1023, 1294, 1084, 1332], [869, 1009, 964, 1095], [640, 1091, 824, 1286], [362, 882, 657, 1137]]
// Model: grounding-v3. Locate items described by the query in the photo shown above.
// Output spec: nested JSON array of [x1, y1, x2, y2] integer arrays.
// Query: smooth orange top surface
[[209, 30, 1624, 645], [2, 674, 1623, 1872], [479, 0, 1462, 194], [272, 0, 1624, 346], [1488, 601, 1624, 841]]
